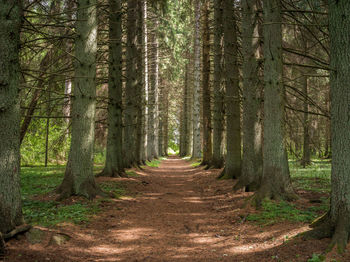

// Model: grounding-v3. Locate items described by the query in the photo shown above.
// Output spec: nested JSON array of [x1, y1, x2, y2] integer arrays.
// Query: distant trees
[[0, 0, 24, 253]]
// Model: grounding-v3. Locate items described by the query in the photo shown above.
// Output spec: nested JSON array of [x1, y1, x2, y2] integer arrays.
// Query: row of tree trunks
[[234, 0, 263, 191]]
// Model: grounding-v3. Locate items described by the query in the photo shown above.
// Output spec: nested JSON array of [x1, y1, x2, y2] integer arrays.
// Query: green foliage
[[146, 159, 162, 168], [23, 200, 100, 226], [246, 199, 328, 226], [21, 119, 70, 166], [290, 160, 331, 193], [307, 253, 325, 262], [190, 159, 201, 167], [125, 170, 139, 177], [168, 139, 179, 153], [20, 165, 124, 227]]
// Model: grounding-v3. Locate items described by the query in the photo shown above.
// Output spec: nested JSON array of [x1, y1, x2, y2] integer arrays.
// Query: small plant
[[190, 159, 202, 167], [307, 253, 325, 262], [146, 159, 162, 167]]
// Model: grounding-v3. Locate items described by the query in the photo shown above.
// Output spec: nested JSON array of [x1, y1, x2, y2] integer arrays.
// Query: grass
[[246, 199, 328, 226], [20, 165, 125, 227], [191, 159, 202, 167], [246, 160, 331, 226], [290, 160, 331, 193], [145, 159, 162, 167]]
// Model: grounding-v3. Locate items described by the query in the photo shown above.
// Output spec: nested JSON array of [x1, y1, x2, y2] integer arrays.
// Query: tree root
[[96, 168, 126, 178], [3, 224, 32, 240]]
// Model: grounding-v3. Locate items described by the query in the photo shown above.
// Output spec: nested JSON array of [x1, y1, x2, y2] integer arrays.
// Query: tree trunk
[[201, 0, 212, 166], [192, 0, 202, 159], [211, 0, 224, 168], [147, 15, 159, 160], [98, 0, 124, 177], [234, 0, 263, 191], [301, 73, 311, 167], [304, 0, 350, 253], [57, 0, 103, 200], [221, 0, 241, 179], [136, 0, 145, 165], [180, 63, 190, 157], [255, 0, 296, 203], [142, 0, 149, 162], [124, 0, 138, 167], [0, 0, 24, 247]]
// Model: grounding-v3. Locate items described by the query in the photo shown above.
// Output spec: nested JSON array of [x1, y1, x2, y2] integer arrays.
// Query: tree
[[211, 0, 225, 168], [221, 0, 241, 179], [234, 0, 263, 191], [304, 0, 350, 253], [98, 0, 124, 177], [0, 0, 24, 253], [57, 0, 103, 199], [255, 0, 296, 202], [192, 0, 202, 159], [147, 11, 160, 160], [201, 0, 212, 166], [124, 0, 139, 167]]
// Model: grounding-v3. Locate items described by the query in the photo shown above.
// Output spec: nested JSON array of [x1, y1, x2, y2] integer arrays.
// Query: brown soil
[[3, 156, 350, 261]]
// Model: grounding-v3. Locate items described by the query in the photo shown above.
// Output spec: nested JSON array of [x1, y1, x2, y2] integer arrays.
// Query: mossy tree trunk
[[255, 0, 295, 202], [305, 0, 350, 253], [98, 0, 124, 177], [201, 0, 212, 166], [212, 0, 225, 168], [57, 0, 103, 200], [234, 0, 263, 191], [0, 0, 24, 251], [222, 0, 241, 179]]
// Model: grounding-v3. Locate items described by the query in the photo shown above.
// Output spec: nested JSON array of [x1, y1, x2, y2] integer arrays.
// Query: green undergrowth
[[125, 170, 139, 177], [21, 165, 125, 227], [246, 199, 328, 226], [145, 158, 162, 167], [190, 158, 202, 167], [290, 160, 331, 193]]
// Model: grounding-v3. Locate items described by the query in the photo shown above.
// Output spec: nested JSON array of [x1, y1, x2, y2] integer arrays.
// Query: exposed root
[[216, 168, 226, 179], [3, 224, 32, 240], [96, 168, 125, 178]]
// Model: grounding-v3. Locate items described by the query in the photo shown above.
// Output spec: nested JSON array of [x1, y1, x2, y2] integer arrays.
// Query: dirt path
[[5, 157, 341, 261]]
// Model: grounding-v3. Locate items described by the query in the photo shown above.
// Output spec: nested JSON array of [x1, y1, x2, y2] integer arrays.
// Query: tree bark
[[201, 0, 212, 166], [124, 0, 139, 167], [192, 0, 202, 159], [147, 14, 160, 160], [98, 0, 124, 177], [0, 0, 24, 246], [211, 0, 225, 168], [255, 0, 296, 203], [57, 0, 103, 199], [221, 0, 241, 179], [304, 0, 350, 253], [234, 0, 263, 191]]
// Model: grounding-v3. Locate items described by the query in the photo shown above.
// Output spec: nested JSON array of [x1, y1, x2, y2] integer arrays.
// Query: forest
[[1, 0, 350, 261]]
